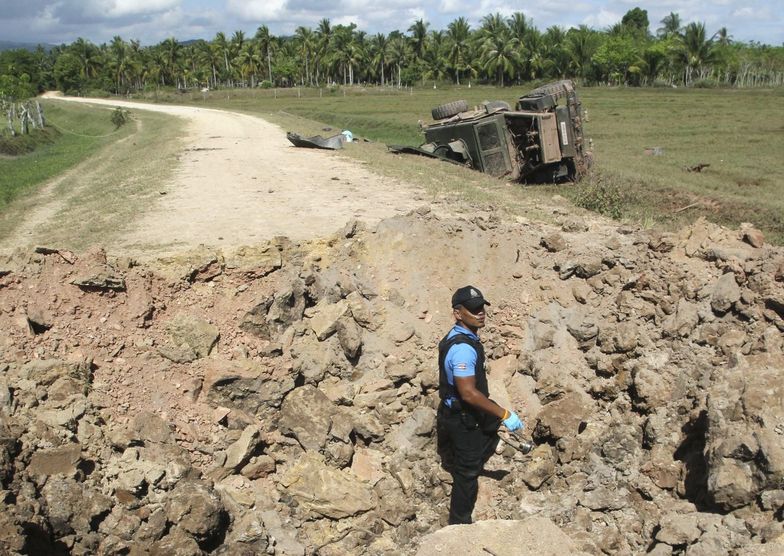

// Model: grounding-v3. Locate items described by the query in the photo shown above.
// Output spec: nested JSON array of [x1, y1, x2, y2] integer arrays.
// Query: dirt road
[[14, 95, 430, 257]]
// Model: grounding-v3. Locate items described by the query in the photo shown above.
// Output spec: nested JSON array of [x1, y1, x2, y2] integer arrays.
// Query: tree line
[[1, 7, 783, 100]]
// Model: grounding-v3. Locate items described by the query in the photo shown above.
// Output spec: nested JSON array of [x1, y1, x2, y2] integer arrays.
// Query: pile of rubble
[[0, 208, 782, 555]]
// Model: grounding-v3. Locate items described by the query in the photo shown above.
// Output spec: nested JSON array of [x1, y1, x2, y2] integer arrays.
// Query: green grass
[[142, 84, 784, 244], [0, 100, 132, 209], [0, 101, 185, 250]]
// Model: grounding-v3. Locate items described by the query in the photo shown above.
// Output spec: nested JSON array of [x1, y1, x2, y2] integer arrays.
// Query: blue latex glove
[[503, 411, 524, 432]]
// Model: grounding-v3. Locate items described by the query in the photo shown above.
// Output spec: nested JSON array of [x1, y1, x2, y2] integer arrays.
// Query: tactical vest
[[438, 332, 488, 410]]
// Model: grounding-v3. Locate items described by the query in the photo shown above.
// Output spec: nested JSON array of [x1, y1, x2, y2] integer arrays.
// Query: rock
[[127, 411, 174, 444], [0, 504, 24, 554], [157, 343, 199, 364], [280, 452, 377, 519], [278, 385, 338, 451], [201, 358, 295, 414], [20, 358, 92, 387], [741, 224, 765, 248], [224, 425, 262, 469], [98, 506, 142, 541], [346, 291, 379, 330], [336, 315, 362, 360], [240, 280, 306, 340], [126, 282, 155, 326], [541, 233, 567, 252], [578, 486, 629, 511], [387, 407, 435, 455], [260, 510, 305, 556], [71, 267, 126, 291], [164, 314, 219, 359], [240, 455, 276, 479], [42, 476, 112, 537], [384, 355, 419, 382], [631, 365, 672, 412], [215, 475, 256, 507], [565, 311, 600, 344], [149, 527, 202, 556], [705, 358, 784, 511], [640, 447, 681, 490], [164, 481, 227, 547], [611, 322, 639, 352], [135, 509, 167, 544], [656, 512, 702, 546], [415, 517, 591, 556], [710, 272, 741, 314], [26, 303, 53, 334], [662, 299, 699, 338], [519, 444, 556, 489], [224, 512, 268, 550], [309, 299, 349, 341], [27, 443, 82, 477], [185, 253, 224, 282], [534, 391, 593, 441], [759, 489, 784, 512], [350, 447, 386, 485]]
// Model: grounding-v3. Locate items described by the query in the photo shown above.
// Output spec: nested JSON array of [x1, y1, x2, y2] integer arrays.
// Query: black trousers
[[437, 403, 500, 525]]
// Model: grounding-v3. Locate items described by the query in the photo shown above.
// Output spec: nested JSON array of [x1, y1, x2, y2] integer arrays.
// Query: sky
[[0, 0, 781, 47]]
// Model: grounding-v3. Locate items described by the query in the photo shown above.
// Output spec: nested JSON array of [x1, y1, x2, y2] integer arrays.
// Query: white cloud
[[227, 0, 288, 21], [109, 0, 180, 17], [582, 8, 620, 30]]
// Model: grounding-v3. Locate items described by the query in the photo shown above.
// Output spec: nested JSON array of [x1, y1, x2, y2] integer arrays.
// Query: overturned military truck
[[390, 80, 593, 183]]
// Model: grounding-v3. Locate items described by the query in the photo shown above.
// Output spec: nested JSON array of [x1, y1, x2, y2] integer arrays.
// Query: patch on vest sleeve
[[456, 363, 467, 370]]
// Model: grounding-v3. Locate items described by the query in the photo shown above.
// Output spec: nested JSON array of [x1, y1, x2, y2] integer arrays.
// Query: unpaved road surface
[[19, 95, 431, 257]]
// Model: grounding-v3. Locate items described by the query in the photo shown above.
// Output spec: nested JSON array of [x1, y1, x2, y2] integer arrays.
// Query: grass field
[[145, 84, 784, 244], [0, 101, 185, 248], [0, 101, 133, 210]]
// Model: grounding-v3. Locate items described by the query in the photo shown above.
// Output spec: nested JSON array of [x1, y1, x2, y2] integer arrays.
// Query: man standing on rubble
[[437, 285, 524, 525]]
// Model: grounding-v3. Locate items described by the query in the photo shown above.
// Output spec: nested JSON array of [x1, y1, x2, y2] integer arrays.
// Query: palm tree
[[446, 17, 471, 85], [159, 37, 181, 87], [294, 26, 316, 85], [408, 19, 429, 60], [107, 36, 130, 92], [315, 18, 332, 85], [387, 32, 410, 88], [369, 33, 389, 86], [566, 26, 600, 82], [673, 22, 715, 85], [543, 26, 569, 78], [255, 25, 275, 84], [235, 42, 261, 87], [523, 28, 549, 81], [423, 30, 449, 85], [712, 27, 733, 46], [213, 32, 231, 83], [70, 38, 103, 80], [657, 12, 683, 39], [477, 17, 519, 86]]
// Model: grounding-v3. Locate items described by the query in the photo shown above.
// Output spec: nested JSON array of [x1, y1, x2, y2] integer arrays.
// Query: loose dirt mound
[[1, 208, 783, 554]]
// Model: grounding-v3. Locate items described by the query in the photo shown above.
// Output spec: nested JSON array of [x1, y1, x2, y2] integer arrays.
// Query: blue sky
[[1, 0, 781, 47]]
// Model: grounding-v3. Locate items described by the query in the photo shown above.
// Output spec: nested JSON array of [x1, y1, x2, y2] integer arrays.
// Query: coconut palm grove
[[1, 7, 783, 100]]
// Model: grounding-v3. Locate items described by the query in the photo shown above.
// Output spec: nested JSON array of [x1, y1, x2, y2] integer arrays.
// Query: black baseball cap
[[451, 285, 491, 311]]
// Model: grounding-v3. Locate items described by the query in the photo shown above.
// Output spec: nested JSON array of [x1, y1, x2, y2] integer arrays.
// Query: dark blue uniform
[[437, 328, 500, 524]]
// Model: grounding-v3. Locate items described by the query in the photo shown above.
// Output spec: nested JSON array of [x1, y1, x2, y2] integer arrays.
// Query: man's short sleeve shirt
[[444, 325, 480, 386]]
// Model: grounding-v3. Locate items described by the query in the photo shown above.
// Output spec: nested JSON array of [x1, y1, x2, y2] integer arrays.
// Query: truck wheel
[[431, 100, 468, 120], [525, 80, 572, 99]]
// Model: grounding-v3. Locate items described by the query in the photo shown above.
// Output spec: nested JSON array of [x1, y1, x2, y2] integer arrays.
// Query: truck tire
[[431, 100, 468, 120], [524, 80, 572, 99]]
